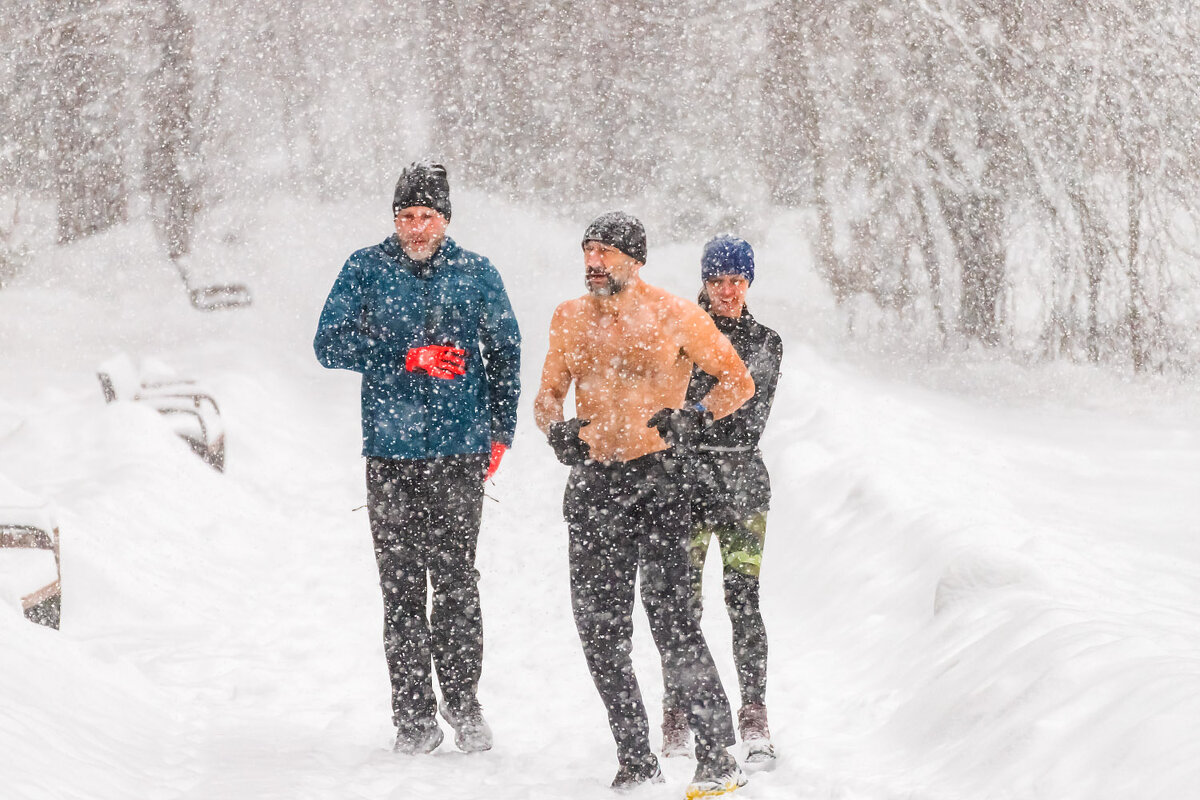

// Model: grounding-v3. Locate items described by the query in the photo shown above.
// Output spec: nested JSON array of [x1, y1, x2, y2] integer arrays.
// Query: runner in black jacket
[[661, 235, 783, 765]]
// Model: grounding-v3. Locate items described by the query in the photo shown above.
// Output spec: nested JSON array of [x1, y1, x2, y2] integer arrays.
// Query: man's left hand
[[647, 406, 712, 451], [485, 442, 508, 481]]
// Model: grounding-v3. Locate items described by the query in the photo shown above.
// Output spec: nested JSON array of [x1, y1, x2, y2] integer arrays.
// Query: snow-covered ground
[[2, 193, 1198, 800]]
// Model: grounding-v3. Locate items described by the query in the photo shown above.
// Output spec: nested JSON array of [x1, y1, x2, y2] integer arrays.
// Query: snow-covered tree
[[4, 0, 1200, 369], [50, 0, 135, 243]]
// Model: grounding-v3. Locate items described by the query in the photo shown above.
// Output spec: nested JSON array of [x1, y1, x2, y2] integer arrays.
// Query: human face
[[582, 241, 639, 296], [394, 206, 448, 261], [705, 274, 749, 318]]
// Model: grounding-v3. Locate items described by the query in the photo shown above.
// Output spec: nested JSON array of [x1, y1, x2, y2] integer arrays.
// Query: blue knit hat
[[701, 235, 754, 284]]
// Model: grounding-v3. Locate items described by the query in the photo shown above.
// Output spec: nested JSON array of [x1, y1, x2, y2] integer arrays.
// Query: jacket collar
[[380, 234, 459, 277], [712, 306, 755, 333]]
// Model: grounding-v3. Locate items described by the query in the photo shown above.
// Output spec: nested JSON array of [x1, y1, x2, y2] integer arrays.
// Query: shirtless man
[[534, 212, 755, 798]]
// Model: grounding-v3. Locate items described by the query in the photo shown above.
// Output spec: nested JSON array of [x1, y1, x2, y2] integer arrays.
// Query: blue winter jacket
[[314, 234, 521, 459]]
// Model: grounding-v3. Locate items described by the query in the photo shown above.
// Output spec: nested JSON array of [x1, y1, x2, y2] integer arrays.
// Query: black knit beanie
[[392, 162, 451, 221], [582, 211, 646, 264]]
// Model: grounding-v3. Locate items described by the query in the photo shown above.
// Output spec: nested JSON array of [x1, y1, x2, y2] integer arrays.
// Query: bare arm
[[534, 305, 575, 434], [678, 302, 754, 419]]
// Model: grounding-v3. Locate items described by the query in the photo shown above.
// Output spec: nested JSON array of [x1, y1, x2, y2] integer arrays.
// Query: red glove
[[405, 345, 466, 379], [485, 442, 507, 481]]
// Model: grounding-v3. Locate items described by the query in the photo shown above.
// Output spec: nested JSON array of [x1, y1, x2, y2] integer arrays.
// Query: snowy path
[[3, 196, 1199, 799]]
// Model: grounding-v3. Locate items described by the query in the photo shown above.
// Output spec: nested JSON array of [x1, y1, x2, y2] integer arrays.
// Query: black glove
[[647, 406, 712, 452], [547, 418, 591, 466]]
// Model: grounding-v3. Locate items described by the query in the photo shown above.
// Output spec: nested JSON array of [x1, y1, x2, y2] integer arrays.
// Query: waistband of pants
[[586, 449, 664, 470]]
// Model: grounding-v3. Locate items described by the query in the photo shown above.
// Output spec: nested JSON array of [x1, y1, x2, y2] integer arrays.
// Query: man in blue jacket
[[314, 162, 521, 755]]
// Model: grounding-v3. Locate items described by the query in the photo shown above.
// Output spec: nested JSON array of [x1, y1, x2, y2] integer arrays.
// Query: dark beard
[[585, 274, 626, 296]]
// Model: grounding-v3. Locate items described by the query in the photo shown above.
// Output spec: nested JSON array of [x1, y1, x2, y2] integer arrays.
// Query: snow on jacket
[[314, 234, 521, 460], [685, 306, 782, 521]]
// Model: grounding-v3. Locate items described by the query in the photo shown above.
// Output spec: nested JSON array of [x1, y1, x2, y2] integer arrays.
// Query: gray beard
[[402, 245, 436, 262], [399, 233, 444, 262], [586, 275, 626, 296]]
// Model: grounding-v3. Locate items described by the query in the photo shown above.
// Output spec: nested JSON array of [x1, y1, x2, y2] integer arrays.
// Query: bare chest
[[567, 312, 683, 384]]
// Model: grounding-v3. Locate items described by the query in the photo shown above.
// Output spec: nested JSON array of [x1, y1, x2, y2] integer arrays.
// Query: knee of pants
[[433, 585, 481, 618], [719, 546, 762, 578], [430, 561, 480, 593], [377, 557, 427, 609], [722, 568, 758, 600], [573, 601, 634, 641]]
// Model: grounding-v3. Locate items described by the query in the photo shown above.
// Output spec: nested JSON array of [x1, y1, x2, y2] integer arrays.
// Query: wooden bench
[[0, 478, 62, 629], [97, 354, 226, 471]]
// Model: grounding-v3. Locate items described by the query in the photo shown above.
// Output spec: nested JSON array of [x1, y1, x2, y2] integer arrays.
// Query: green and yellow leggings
[[667, 512, 768, 709]]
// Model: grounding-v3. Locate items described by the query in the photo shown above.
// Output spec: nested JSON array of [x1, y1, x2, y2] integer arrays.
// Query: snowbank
[[1, 193, 1198, 799]]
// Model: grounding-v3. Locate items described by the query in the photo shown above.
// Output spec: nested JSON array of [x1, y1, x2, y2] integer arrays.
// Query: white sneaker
[[611, 757, 666, 792], [738, 703, 776, 764], [439, 701, 493, 753], [744, 738, 776, 764], [686, 748, 748, 799], [393, 720, 443, 755]]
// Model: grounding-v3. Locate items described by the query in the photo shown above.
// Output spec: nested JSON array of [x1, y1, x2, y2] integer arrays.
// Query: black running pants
[[564, 453, 735, 768], [366, 453, 487, 732]]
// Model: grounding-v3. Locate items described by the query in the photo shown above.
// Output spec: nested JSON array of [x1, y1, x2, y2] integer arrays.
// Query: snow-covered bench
[[97, 354, 226, 472], [0, 475, 61, 629]]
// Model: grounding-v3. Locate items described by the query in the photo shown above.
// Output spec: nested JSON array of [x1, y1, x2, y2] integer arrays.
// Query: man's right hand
[[405, 345, 466, 379], [647, 405, 712, 451], [547, 418, 591, 466]]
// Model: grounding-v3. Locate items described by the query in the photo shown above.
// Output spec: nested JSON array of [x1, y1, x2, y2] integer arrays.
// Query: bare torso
[[536, 277, 755, 465], [557, 286, 694, 462]]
